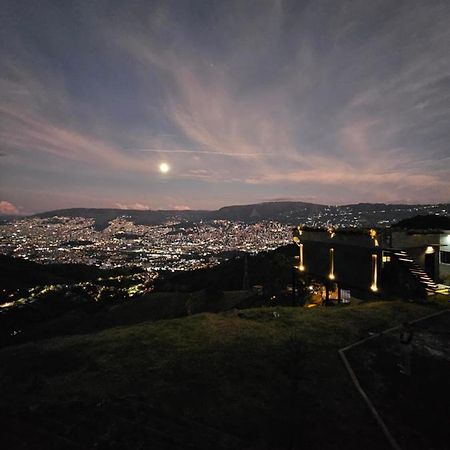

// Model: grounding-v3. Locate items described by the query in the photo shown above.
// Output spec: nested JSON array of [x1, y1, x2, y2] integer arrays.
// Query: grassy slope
[[0, 300, 448, 449], [5, 290, 255, 346]]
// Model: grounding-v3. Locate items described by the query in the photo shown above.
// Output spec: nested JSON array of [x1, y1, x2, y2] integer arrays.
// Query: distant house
[[292, 221, 450, 300]]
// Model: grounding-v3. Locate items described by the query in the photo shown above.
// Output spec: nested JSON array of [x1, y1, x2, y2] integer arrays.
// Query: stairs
[[436, 285, 450, 296], [394, 251, 438, 296]]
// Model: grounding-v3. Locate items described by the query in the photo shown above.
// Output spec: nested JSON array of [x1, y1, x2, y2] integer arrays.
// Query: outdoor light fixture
[[293, 230, 305, 271], [329, 248, 335, 280], [298, 243, 304, 271], [327, 227, 335, 239], [370, 229, 379, 247], [425, 246, 435, 254], [370, 254, 378, 292]]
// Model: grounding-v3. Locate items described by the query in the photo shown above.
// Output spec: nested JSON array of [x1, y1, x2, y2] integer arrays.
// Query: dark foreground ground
[[346, 310, 450, 450], [0, 299, 449, 450]]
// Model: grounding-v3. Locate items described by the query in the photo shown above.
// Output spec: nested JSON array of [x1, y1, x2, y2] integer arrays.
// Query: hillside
[[214, 201, 322, 221], [0, 255, 142, 290], [0, 299, 448, 450], [33, 208, 208, 230], [32, 202, 322, 228], [392, 214, 450, 230], [25, 201, 450, 229], [0, 248, 294, 347]]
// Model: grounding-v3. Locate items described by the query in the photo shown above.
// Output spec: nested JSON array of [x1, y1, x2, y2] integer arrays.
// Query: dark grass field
[[0, 299, 448, 449], [346, 310, 450, 450]]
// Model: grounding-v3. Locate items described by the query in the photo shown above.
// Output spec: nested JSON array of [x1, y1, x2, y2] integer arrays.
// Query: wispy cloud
[[1, 0, 449, 210], [134, 148, 271, 158], [113, 1, 450, 202]]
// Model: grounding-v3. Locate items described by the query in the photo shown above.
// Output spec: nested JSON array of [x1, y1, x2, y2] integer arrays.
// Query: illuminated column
[[299, 243, 304, 271], [371, 254, 378, 292], [293, 228, 305, 272], [329, 248, 335, 280]]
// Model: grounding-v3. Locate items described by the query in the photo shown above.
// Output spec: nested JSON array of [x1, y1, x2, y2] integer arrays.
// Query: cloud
[[0, 105, 158, 173], [115, 203, 151, 211], [135, 148, 271, 158], [0, 200, 19, 215], [113, 1, 450, 203], [1, 0, 450, 210]]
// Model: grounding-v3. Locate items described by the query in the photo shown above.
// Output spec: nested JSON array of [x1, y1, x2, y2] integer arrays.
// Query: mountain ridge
[[1, 201, 448, 229]]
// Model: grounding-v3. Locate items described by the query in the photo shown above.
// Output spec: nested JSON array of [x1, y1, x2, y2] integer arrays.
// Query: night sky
[[1, 0, 450, 214]]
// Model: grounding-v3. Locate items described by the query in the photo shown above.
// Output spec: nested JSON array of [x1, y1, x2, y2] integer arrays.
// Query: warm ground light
[[1, 297, 449, 449]]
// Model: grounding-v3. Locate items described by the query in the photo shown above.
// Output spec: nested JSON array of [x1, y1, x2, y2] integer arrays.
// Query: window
[[441, 251, 450, 264], [382, 251, 391, 265]]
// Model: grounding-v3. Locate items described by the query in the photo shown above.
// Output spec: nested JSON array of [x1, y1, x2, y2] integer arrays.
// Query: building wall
[[440, 264, 450, 280], [302, 230, 374, 247], [390, 231, 440, 248], [301, 239, 380, 292], [297, 228, 450, 293], [440, 231, 450, 281]]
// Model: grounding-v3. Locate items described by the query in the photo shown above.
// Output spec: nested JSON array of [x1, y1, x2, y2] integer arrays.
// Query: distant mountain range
[[32, 201, 321, 228], [25, 201, 450, 229]]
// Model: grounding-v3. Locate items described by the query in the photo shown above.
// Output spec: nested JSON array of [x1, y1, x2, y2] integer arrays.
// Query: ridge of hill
[[24, 201, 450, 229]]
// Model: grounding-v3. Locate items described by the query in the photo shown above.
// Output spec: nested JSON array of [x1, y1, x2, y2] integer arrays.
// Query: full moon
[[159, 162, 170, 174]]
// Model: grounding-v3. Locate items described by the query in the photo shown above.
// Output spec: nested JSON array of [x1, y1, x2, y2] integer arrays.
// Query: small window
[[382, 251, 391, 265], [441, 251, 450, 264]]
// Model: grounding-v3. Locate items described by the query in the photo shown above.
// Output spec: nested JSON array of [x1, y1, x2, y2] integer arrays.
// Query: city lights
[[0, 217, 292, 272]]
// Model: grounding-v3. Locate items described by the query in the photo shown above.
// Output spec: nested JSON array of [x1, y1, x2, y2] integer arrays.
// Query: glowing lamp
[[371, 254, 378, 292]]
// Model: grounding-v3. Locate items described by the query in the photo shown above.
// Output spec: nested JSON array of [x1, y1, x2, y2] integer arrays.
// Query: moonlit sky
[[1, 0, 450, 214]]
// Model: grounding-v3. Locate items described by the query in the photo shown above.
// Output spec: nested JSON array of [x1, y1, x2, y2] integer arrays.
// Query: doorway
[[424, 252, 435, 280]]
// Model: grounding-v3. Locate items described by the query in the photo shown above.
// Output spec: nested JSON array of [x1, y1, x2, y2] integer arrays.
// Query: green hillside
[[1, 299, 448, 449]]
